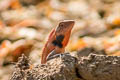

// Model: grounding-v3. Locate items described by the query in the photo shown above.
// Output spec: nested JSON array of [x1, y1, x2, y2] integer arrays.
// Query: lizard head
[[56, 20, 75, 35], [52, 20, 75, 48]]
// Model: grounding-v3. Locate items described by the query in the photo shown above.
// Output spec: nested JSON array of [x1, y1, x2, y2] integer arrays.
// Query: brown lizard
[[41, 20, 75, 64]]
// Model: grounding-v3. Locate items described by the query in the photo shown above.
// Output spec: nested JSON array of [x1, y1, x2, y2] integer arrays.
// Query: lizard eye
[[56, 23, 64, 32], [59, 23, 64, 27]]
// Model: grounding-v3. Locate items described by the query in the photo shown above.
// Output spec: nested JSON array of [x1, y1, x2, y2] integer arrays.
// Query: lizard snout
[[62, 20, 75, 28]]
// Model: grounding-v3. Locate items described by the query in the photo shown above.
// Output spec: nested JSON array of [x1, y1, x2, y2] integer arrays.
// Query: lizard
[[41, 20, 75, 64]]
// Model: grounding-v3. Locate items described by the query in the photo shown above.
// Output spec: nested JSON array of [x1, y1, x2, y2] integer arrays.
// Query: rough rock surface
[[10, 53, 120, 80], [78, 54, 120, 80]]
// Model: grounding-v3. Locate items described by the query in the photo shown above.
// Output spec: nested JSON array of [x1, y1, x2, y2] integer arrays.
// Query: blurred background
[[0, 0, 120, 79]]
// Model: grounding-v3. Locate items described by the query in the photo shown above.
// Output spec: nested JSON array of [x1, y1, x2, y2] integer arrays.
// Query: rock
[[78, 54, 120, 80], [10, 53, 120, 80], [77, 48, 106, 57]]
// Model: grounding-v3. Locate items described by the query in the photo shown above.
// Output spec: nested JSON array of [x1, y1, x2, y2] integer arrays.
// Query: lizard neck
[[54, 47, 65, 54]]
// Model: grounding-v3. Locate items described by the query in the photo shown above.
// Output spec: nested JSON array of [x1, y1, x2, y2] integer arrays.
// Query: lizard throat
[[52, 35, 64, 48]]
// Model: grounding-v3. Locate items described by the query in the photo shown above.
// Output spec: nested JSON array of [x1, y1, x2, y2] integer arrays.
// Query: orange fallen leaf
[[114, 29, 120, 36], [113, 18, 120, 25], [109, 51, 120, 56], [103, 41, 114, 49], [70, 39, 86, 51], [0, 40, 11, 58], [13, 19, 38, 28], [0, 20, 5, 28], [10, 0, 22, 10]]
